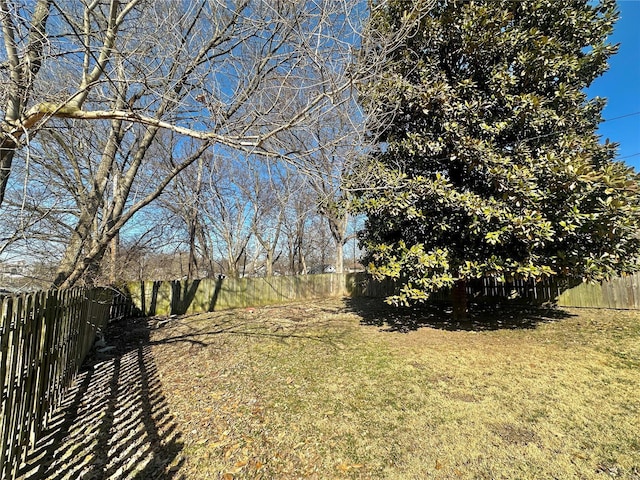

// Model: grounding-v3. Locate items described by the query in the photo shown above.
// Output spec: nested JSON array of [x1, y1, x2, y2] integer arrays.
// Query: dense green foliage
[[354, 0, 640, 305]]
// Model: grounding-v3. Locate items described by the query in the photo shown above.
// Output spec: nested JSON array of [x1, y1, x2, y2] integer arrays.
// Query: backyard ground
[[22, 297, 639, 480], [147, 298, 639, 480]]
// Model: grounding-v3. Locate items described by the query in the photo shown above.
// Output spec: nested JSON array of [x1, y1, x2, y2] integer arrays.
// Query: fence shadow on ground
[[17, 317, 184, 480], [346, 297, 575, 333]]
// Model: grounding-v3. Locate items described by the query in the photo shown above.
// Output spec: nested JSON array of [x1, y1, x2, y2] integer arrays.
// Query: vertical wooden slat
[[79, 289, 91, 364], [58, 289, 74, 395], [48, 289, 61, 419], [15, 294, 35, 464], [69, 288, 84, 386], [0, 296, 14, 479], [4, 295, 25, 479], [66, 289, 78, 387], [25, 292, 42, 448], [50, 289, 64, 412], [33, 291, 50, 435], [11, 295, 27, 471], [43, 289, 61, 425], [29, 291, 47, 443], [65, 288, 78, 389], [84, 289, 99, 363]]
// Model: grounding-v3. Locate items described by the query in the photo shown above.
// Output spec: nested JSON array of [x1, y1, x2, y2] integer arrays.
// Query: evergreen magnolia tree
[[354, 0, 640, 314]]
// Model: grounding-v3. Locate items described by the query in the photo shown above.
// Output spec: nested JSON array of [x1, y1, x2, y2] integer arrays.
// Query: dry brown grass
[[149, 298, 640, 480]]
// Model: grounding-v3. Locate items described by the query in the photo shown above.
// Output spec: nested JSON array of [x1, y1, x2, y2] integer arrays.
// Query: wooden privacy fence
[[124, 272, 640, 317], [0, 287, 130, 480], [126, 273, 351, 316], [445, 275, 640, 309], [353, 273, 640, 310]]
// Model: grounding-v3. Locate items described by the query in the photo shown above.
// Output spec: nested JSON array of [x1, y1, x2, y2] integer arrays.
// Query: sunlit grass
[[150, 299, 640, 479]]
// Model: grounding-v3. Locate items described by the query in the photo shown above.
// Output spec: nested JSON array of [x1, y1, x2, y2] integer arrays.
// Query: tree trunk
[[109, 232, 119, 284], [452, 279, 468, 321], [300, 251, 307, 276], [187, 217, 198, 279], [0, 144, 16, 208], [335, 241, 344, 274], [53, 215, 97, 287], [0, 0, 51, 208], [326, 212, 348, 273], [296, 221, 306, 274], [265, 248, 273, 277], [56, 238, 112, 289], [187, 156, 204, 280]]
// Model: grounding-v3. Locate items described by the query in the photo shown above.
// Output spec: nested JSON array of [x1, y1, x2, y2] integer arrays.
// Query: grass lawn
[[149, 298, 640, 479]]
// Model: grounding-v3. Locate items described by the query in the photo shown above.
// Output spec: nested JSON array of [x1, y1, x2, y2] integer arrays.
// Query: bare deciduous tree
[[1, 0, 432, 287], [1, 0, 370, 199]]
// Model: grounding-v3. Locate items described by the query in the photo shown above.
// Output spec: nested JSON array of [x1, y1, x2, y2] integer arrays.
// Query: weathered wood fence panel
[[555, 274, 640, 309], [0, 287, 120, 480], [356, 273, 640, 310], [126, 274, 350, 316], [458, 275, 640, 309]]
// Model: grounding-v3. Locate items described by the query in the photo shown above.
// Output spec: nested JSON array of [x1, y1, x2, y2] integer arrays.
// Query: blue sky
[[587, 0, 640, 170]]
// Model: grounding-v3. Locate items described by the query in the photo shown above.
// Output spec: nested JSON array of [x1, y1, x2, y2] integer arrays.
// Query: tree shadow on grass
[[145, 305, 355, 352], [18, 316, 185, 480], [345, 297, 575, 333]]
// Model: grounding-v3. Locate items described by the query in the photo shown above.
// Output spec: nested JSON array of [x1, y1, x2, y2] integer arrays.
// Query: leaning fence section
[[0, 287, 118, 480]]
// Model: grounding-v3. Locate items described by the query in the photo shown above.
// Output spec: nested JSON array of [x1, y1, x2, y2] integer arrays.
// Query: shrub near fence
[[0, 287, 125, 480]]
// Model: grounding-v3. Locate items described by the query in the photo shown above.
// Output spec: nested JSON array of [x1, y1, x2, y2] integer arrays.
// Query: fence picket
[[28, 292, 46, 445], [0, 296, 14, 475], [16, 294, 35, 464], [4, 295, 25, 479]]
